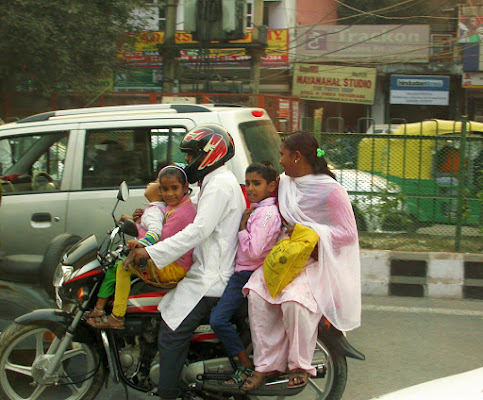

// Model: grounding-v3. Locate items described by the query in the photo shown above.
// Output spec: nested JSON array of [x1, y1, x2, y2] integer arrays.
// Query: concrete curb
[[360, 250, 483, 300]]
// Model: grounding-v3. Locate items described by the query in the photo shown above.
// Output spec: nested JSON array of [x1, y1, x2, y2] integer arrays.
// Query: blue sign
[[390, 75, 450, 106]]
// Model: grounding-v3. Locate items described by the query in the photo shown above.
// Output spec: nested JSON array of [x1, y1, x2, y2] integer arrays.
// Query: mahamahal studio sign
[[292, 64, 377, 104]]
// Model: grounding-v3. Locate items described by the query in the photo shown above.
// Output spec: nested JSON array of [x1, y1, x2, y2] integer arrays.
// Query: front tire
[[40, 233, 81, 299], [0, 322, 105, 400]]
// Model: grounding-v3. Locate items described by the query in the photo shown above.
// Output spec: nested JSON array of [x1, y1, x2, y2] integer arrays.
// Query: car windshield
[[239, 120, 282, 173]]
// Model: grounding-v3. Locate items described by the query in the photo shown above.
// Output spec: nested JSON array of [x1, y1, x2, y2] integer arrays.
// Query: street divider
[[360, 250, 483, 300]]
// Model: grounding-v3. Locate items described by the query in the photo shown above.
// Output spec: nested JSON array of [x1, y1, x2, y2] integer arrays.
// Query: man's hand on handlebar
[[124, 247, 149, 269]]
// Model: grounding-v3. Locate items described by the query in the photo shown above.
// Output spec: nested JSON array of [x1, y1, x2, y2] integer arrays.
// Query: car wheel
[[40, 233, 81, 299]]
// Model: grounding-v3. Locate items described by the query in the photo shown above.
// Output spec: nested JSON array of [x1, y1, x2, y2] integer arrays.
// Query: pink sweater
[[235, 197, 282, 273], [160, 194, 197, 272]]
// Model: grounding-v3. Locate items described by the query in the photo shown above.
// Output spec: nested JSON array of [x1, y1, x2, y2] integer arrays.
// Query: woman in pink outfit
[[242, 132, 361, 390]]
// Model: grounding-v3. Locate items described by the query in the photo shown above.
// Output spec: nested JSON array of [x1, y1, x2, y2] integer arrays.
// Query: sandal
[[287, 369, 308, 389], [241, 371, 278, 391], [223, 366, 253, 386], [87, 314, 125, 330], [84, 307, 105, 318]]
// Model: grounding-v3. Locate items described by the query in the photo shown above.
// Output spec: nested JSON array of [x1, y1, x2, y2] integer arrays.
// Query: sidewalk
[[360, 250, 483, 300]]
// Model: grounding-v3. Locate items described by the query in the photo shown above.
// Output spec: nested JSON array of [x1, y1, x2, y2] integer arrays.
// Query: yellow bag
[[263, 223, 319, 298]]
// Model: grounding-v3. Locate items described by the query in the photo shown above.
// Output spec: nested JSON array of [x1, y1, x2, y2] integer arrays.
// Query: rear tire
[[40, 234, 81, 299], [307, 336, 348, 400], [0, 322, 105, 400]]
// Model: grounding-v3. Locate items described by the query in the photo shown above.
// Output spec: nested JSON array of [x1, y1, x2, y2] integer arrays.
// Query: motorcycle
[[0, 182, 365, 400]]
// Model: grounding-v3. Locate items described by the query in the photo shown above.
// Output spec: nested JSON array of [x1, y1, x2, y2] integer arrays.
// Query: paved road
[[342, 295, 483, 400], [95, 295, 483, 400]]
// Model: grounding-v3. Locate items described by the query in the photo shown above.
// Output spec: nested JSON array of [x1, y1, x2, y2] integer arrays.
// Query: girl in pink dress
[[242, 132, 361, 390]]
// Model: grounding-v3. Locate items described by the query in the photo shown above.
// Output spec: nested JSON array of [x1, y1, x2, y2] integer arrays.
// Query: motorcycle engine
[[119, 344, 142, 378]]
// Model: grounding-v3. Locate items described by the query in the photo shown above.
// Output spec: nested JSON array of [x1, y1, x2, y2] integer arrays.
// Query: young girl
[[88, 165, 197, 329], [209, 162, 282, 386], [85, 174, 166, 319]]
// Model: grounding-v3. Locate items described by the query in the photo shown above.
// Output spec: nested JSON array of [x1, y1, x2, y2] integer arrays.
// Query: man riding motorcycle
[[124, 123, 245, 400]]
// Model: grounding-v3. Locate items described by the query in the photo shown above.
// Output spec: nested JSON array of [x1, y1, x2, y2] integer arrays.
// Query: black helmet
[[180, 124, 235, 184]]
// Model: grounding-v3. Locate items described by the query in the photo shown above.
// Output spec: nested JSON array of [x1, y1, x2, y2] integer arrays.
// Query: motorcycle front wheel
[[0, 322, 105, 400]]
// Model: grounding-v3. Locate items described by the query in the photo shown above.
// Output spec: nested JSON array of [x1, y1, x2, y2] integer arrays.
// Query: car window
[[1, 132, 68, 194], [82, 126, 188, 189], [239, 120, 283, 173]]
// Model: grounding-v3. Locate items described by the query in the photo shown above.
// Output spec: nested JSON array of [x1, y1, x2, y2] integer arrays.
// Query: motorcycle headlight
[[55, 286, 63, 309], [53, 265, 73, 287]]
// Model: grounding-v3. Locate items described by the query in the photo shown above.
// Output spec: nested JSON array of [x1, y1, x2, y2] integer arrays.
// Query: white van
[[0, 103, 282, 325]]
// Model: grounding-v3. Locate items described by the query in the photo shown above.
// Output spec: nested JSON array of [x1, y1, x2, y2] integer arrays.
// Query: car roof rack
[[16, 103, 216, 123]]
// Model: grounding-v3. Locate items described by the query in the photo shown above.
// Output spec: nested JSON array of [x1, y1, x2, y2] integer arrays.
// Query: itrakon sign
[[296, 25, 430, 63]]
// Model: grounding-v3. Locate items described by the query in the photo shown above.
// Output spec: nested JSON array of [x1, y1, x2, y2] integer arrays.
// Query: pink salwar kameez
[[243, 172, 361, 376]]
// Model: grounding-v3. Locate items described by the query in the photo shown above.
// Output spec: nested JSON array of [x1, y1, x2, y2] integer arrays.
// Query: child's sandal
[[224, 366, 254, 386], [87, 314, 125, 330], [84, 307, 105, 318]]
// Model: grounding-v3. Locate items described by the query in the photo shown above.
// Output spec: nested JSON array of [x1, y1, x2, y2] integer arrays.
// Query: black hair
[[282, 132, 336, 180], [157, 165, 188, 185], [246, 161, 278, 184]]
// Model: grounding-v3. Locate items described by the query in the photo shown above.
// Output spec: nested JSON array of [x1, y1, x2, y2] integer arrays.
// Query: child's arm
[[239, 208, 253, 231], [238, 205, 281, 259], [135, 206, 164, 247]]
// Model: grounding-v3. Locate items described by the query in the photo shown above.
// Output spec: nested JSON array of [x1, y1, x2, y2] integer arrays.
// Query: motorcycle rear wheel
[[307, 338, 347, 400], [247, 337, 347, 400], [0, 322, 105, 400]]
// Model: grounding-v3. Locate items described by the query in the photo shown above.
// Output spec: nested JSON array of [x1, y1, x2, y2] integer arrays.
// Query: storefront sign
[[119, 29, 289, 67], [390, 75, 449, 106], [295, 25, 430, 63], [292, 65, 376, 105], [113, 69, 163, 92]]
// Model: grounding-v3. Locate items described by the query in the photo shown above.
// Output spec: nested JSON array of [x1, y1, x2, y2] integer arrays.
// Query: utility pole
[[163, 0, 178, 93], [249, 0, 264, 94]]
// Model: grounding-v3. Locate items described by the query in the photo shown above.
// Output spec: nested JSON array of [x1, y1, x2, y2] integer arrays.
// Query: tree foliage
[[0, 0, 147, 97], [337, 0, 431, 25]]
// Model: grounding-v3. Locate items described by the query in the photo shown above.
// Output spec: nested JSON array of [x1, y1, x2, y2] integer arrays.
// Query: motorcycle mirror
[[117, 181, 129, 201], [120, 219, 139, 237]]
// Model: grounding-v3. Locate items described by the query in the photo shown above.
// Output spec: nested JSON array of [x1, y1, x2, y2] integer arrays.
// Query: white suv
[[0, 103, 282, 326]]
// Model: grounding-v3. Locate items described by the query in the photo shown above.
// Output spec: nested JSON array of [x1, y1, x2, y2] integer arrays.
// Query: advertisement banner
[[292, 65, 376, 105], [462, 71, 483, 88], [389, 75, 450, 106], [295, 25, 430, 63], [119, 29, 289, 67], [459, 6, 483, 71]]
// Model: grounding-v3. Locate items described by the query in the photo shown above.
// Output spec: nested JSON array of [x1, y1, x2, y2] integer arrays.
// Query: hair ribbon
[[316, 148, 325, 158]]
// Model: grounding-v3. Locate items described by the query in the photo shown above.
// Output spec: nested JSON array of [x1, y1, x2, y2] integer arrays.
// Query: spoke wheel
[[0, 323, 105, 400], [306, 339, 347, 400], [247, 339, 347, 400]]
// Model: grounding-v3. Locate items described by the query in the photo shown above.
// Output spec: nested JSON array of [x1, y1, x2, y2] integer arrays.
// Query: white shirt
[[146, 166, 245, 330]]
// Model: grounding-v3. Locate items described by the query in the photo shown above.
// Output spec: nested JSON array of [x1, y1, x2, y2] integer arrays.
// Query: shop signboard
[[119, 29, 289, 67], [292, 64, 376, 105], [295, 25, 430, 63], [389, 75, 449, 106], [113, 69, 163, 92], [462, 71, 483, 88]]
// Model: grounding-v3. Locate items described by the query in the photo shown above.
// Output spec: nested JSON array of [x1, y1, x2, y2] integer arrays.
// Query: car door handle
[[31, 213, 52, 223]]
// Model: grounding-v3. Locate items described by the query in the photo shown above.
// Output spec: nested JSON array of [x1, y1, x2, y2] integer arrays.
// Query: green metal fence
[[314, 117, 483, 252]]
